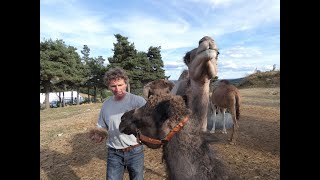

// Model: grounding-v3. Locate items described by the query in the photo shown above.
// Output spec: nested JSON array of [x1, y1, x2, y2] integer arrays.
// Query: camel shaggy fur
[[119, 94, 237, 180], [143, 79, 175, 99], [209, 80, 241, 144], [172, 36, 219, 132]]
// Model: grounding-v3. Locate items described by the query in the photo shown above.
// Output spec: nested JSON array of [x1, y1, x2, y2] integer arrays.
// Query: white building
[[40, 91, 84, 104]]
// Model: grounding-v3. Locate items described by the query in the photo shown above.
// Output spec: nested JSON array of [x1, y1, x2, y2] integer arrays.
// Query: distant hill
[[171, 70, 280, 89], [237, 70, 280, 88], [224, 78, 245, 86]]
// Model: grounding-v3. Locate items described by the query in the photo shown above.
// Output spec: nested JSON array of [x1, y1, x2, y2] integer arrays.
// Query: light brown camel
[[209, 79, 241, 145], [171, 36, 219, 132], [119, 94, 237, 180], [178, 69, 189, 80], [170, 69, 189, 95], [143, 79, 175, 99]]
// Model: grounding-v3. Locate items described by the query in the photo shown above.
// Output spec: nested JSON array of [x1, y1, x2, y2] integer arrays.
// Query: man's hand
[[89, 128, 107, 143]]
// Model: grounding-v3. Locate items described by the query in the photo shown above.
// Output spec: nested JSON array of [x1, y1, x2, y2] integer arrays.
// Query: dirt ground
[[40, 87, 280, 180]]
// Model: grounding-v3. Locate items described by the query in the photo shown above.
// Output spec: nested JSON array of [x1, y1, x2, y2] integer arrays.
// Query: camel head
[[184, 36, 219, 82], [143, 79, 175, 99], [119, 94, 191, 149]]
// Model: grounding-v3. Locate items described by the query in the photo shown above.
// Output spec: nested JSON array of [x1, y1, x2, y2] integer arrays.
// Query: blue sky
[[40, 0, 280, 80]]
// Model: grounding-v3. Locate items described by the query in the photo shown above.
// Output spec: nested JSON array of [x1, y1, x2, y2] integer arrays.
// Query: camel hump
[[149, 79, 173, 89], [178, 69, 189, 81], [219, 79, 230, 85]]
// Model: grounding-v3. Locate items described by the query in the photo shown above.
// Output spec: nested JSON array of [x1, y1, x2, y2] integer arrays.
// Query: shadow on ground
[[40, 132, 106, 180]]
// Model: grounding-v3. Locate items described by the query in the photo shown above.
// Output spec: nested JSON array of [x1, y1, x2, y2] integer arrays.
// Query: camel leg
[[229, 104, 239, 129], [229, 106, 238, 144], [209, 103, 217, 133], [229, 125, 237, 145], [221, 109, 227, 134]]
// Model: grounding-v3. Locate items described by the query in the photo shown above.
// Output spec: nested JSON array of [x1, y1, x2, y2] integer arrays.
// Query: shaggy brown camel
[[209, 80, 241, 145], [172, 36, 219, 132], [119, 94, 237, 180], [143, 79, 175, 99]]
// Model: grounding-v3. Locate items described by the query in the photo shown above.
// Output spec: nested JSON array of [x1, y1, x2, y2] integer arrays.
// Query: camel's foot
[[229, 141, 236, 145], [210, 129, 215, 133], [228, 138, 236, 145], [222, 129, 227, 134], [235, 122, 239, 129]]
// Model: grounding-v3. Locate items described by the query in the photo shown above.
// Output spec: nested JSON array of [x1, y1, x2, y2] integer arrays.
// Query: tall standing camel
[[119, 94, 237, 180], [171, 36, 219, 132], [119, 36, 236, 179], [143, 79, 175, 99], [209, 80, 241, 145]]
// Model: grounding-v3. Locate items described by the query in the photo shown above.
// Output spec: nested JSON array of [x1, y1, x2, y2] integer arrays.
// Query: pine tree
[[40, 39, 86, 108], [147, 46, 167, 80]]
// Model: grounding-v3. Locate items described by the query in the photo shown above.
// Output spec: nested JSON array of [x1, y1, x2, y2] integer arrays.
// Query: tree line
[[40, 34, 168, 109]]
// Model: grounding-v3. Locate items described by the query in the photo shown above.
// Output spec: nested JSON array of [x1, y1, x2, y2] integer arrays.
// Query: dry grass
[[40, 86, 279, 180], [40, 102, 168, 180], [41, 66, 280, 179], [220, 87, 279, 179]]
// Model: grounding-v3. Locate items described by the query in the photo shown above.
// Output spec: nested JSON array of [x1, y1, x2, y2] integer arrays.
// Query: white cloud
[[40, 0, 279, 80], [223, 46, 263, 59]]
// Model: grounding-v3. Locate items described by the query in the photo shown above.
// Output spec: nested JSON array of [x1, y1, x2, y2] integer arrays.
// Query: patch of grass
[[240, 88, 280, 108], [40, 103, 102, 123], [41, 127, 65, 145], [40, 87, 280, 180]]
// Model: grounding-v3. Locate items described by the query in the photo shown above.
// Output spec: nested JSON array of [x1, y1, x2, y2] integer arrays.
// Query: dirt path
[[40, 87, 280, 180]]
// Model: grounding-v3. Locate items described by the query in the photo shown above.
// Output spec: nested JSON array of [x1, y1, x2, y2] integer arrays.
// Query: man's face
[[108, 78, 127, 100]]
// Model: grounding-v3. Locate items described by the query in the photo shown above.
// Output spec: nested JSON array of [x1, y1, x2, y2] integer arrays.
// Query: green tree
[[62, 45, 88, 105], [128, 51, 148, 91], [40, 39, 86, 108], [129, 47, 168, 90], [107, 34, 167, 93], [107, 34, 137, 70], [40, 39, 69, 108], [107, 34, 138, 92], [86, 56, 107, 102], [80, 45, 107, 103], [80, 45, 95, 102], [81, 45, 91, 63], [147, 46, 167, 80]]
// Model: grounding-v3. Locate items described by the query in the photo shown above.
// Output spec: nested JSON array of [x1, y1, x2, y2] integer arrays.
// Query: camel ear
[[133, 108, 141, 116], [183, 51, 191, 65]]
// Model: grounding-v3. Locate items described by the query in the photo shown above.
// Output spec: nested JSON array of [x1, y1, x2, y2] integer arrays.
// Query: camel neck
[[163, 126, 206, 179], [188, 79, 210, 131], [163, 127, 234, 180]]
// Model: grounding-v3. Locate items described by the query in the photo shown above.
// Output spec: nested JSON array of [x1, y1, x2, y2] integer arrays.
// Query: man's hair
[[103, 67, 129, 87]]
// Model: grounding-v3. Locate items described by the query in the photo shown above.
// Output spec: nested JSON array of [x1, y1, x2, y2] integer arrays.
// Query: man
[[89, 67, 146, 180]]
